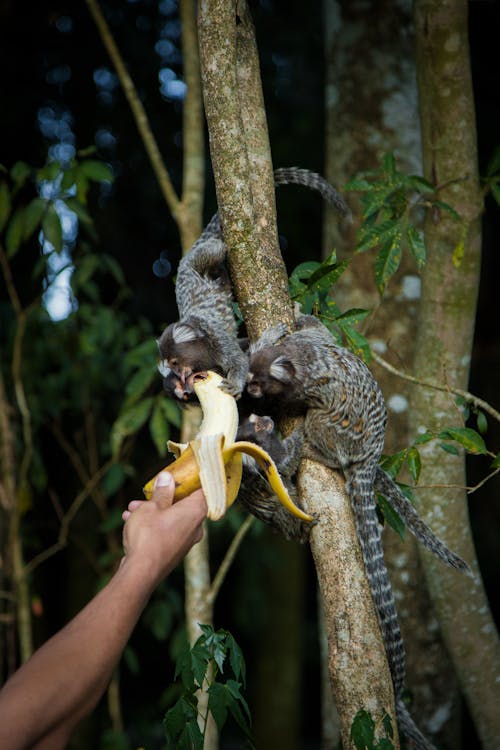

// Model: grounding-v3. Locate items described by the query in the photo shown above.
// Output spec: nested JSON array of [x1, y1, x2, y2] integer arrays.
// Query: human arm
[[0, 472, 207, 750]]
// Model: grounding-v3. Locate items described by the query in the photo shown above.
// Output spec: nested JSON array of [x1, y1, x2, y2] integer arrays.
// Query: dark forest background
[[0, 1, 499, 748]]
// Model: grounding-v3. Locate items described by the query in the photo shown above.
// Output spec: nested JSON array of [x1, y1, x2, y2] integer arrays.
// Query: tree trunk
[[411, 1, 500, 747], [323, 2, 457, 746], [199, 1, 398, 746]]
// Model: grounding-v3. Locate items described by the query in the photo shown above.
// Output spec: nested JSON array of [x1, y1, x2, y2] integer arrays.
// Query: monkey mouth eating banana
[[143, 371, 314, 524]]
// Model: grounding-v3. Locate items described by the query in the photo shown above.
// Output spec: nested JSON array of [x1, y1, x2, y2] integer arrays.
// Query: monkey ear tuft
[[158, 360, 171, 377], [270, 356, 294, 383], [172, 322, 202, 344]]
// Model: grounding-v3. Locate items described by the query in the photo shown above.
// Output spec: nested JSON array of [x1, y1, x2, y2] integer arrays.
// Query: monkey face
[[158, 322, 222, 388], [246, 348, 295, 399]]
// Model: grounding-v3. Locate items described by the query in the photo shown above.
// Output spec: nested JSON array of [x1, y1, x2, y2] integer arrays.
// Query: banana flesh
[[143, 371, 314, 524]]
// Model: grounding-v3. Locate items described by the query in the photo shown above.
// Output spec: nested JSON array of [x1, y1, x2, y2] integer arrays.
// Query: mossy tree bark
[[198, 1, 398, 747], [323, 2, 458, 746], [411, 1, 500, 747]]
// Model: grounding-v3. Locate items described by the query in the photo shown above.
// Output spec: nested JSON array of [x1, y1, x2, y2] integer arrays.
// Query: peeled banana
[[143, 371, 313, 524]]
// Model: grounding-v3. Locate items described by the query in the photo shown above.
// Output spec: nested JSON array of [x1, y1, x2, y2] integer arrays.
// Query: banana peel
[[143, 371, 314, 524]]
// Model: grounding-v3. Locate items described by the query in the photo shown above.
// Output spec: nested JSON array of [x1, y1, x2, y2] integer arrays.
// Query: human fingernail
[[154, 471, 173, 488]]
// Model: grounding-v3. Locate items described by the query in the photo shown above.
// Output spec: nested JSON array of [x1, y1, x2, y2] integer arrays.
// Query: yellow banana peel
[[143, 371, 313, 524]]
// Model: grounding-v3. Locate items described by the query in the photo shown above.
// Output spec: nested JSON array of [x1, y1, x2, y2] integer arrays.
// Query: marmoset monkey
[[158, 168, 350, 399], [247, 315, 470, 750]]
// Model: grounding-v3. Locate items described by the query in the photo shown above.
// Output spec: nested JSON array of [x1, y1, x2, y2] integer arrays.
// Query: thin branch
[[85, 0, 180, 218], [372, 350, 500, 424], [208, 514, 254, 605], [24, 458, 115, 575]]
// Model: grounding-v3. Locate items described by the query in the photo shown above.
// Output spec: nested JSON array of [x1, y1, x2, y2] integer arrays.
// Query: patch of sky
[[159, 68, 186, 100], [160, 18, 181, 39], [159, 0, 177, 16], [42, 201, 79, 321], [95, 129, 117, 151], [37, 106, 75, 144], [154, 39, 180, 64]]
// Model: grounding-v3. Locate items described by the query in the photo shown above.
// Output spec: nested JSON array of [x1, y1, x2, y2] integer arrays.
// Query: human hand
[[121, 472, 207, 586]]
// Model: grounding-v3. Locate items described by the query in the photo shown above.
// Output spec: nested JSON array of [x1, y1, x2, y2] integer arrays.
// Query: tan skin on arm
[[0, 473, 207, 750]]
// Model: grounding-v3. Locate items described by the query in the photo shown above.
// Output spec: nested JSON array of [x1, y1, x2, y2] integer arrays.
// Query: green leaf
[[491, 453, 500, 469], [340, 324, 371, 363], [351, 709, 375, 750], [125, 364, 157, 404], [405, 175, 435, 193], [160, 396, 182, 429], [227, 633, 246, 686], [439, 442, 459, 456], [150, 399, 170, 456], [374, 237, 403, 294], [37, 161, 61, 182], [23, 197, 46, 241], [437, 427, 488, 455], [164, 696, 202, 750], [60, 165, 78, 191], [433, 200, 461, 221], [333, 308, 370, 328], [207, 682, 229, 729], [64, 196, 93, 225], [406, 225, 426, 269], [361, 186, 396, 219], [0, 180, 11, 232], [190, 638, 211, 688], [379, 450, 406, 478], [413, 431, 434, 446], [10, 161, 31, 188], [110, 397, 154, 457], [406, 446, 421, 482], [5, 207, 25, 256], [42, 204, 63, 252], [452, 240, 464, 269], [79, 159, 114, 183], [476, 411, 488, 435], [344, 178, 374, 192], [101, 464, 126, 498], [382, 153, 396, 180], [357, 219, 400, 253], [376, 494, 406, 541]]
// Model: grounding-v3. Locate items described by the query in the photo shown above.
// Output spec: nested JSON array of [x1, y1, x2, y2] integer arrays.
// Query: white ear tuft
[[270, 356, 294, 383], [158, 360, 171, 377], [172, 322, 201, 344]]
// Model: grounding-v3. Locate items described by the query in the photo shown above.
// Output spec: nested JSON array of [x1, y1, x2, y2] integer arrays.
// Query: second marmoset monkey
[[246, 314, 470, 750], [235, 414, 311, 542], [158, 168, 350, 400]]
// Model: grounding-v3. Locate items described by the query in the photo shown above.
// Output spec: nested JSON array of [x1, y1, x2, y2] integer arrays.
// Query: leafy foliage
[[350, 709, 395, 750], [345, 153, 460, 293], [164, 625, 253, 750], [289, 251, 371, 362]]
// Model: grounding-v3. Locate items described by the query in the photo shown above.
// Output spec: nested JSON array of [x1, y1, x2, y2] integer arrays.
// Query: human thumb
[[152, 471, 175, 509]]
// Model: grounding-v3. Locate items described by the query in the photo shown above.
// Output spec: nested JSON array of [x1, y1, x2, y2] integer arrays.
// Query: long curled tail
[[346, 465, 406, 698], [396, 700, 437, 750], [273, 167, 351, 217], [185, 166, 350, 276], [375, 467, 472, 576]]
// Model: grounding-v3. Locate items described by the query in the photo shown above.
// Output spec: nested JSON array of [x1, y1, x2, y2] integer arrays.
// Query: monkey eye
[[170, 358, 178, 366]]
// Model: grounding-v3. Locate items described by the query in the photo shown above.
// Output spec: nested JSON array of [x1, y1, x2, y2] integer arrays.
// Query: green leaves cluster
[[0, 150, 113, 258], [164, 625, 253, 750], [289, 251, 371, 362], [110, 338, 181, 458], [351, 709, 394, 750], [345, 153, 459, 294]]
